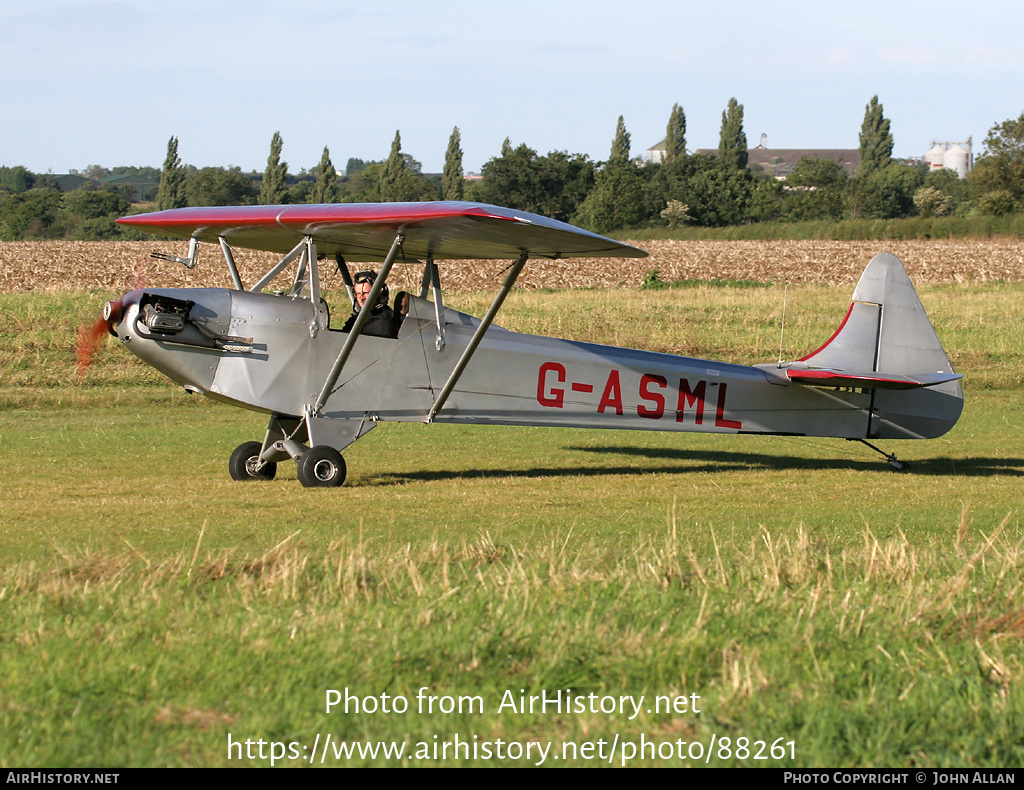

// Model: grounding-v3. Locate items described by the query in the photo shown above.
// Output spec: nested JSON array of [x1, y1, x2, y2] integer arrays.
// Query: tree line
[[4, 96, 1024, 241]]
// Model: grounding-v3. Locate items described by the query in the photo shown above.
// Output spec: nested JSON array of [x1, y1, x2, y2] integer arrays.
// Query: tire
[[229, 441, 277, 481], [297, 445, 347, 488]]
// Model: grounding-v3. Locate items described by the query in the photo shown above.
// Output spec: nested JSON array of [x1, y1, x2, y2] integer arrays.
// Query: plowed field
[[3, 238, 1024, 293]]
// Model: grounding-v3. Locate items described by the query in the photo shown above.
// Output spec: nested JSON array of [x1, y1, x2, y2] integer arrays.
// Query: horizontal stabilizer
[[787, 368, 963, 390]]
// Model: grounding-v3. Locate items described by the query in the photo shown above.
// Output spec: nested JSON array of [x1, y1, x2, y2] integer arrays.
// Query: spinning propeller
[[76, 251, 148, 379]]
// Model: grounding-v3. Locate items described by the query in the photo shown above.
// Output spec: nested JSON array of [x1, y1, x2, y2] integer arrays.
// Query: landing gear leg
[[851, 439, 910, 472]]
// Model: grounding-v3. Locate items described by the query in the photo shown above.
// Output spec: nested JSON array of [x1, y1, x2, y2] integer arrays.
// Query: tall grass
[[2, 514, 1021, 766]]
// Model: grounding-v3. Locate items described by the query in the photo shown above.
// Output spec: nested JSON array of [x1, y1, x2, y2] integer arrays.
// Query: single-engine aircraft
[[97, 201, 963, 487]]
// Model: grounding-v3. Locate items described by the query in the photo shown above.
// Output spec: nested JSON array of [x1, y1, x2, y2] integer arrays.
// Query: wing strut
[[416, 256, 447, 350], [426, 252, 528, 423], [218, 236, 244, 290], [336, 254, 356, 308], [313, 232, 405, 414], [250, 238, 308, 293], [426, 256, 446, 351], [286, 237, 322, 302]]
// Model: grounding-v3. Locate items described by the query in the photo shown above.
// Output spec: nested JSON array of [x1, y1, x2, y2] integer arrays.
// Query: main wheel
[[297, 445, 347, 488], [229, 441, 277, 481]]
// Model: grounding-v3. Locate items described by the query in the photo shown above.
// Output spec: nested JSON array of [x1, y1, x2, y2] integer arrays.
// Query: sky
[[2, 0, 1022, 176]]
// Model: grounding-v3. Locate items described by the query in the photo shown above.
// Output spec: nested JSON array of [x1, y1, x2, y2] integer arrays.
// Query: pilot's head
[[353, 270, 389, 312]]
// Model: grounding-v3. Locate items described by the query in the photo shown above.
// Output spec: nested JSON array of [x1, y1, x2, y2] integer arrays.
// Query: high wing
[[115, 201, 648, 261]]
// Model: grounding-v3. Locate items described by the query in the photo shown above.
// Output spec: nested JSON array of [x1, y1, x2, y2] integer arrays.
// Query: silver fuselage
[[116, 287, 963, 442]]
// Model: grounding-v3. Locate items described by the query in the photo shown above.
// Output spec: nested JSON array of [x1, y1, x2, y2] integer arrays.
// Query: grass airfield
[[0, 282, 1022, 767]]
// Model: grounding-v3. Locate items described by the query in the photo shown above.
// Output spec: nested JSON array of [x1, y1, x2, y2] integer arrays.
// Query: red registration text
[[536, 362, 742, 429]]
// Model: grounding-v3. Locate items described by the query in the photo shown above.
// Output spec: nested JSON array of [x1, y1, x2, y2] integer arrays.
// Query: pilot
[[342, 270, 402, 338]]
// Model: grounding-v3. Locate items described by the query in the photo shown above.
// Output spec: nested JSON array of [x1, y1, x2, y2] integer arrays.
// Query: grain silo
[[926, 138, 973, 178], [942, 144, 971, 178], [925, 144, 947, 171]]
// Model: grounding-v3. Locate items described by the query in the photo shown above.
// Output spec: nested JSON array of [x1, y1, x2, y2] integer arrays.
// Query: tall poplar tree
[[259, 131, 288, 205], [610, 116, 631, 163], [717, 98, 748, 170], [574, 117, 644, 233], [156, 136, 187, 210], [313, 146, 338, 203], [857, 95, 894, 176], [380, 131, 406, 202], [665, 103, 687, 162], [442, 126, 464, 201]]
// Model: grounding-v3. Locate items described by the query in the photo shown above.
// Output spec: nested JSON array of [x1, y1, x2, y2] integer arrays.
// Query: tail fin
[[790, 253, 963, 439]]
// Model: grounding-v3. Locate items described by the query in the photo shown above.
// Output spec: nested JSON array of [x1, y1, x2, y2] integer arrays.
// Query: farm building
[[645, 139, 860, 179]]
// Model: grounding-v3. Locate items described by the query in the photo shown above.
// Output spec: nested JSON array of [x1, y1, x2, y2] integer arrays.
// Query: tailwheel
[[888, 457, 910, 473], [229, 441, 277, 481], [852, 439, 910, 473], [297, 445, 347, 488]]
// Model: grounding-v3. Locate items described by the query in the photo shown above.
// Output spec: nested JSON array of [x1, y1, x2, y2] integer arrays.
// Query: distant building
[[99, 173, 159, 202], [645, 140, 670, 164], [646, 139, 859, 179], [52, 174, 92, 192], [742, 146, 860, 179]]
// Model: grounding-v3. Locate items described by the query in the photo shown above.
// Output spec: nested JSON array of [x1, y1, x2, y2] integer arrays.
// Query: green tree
[[442, 126, 464, 201], [846, 162, 924, 219], [185, 167, 258, 207], [780, 157, 849, 221], [535, 151, 595, 222], [572, 159, 645, 233], [573, 118, 645, 233], [478, 142, 594, 221], [0, 189, 64, 239], [479, 140, 544, 211], [285, 179, 316, 204], [0, 166, 34, 193], [156, 136, 187, 210], [857, 96, 893, 177], [109, 165, 161, 180], [313, 147, 339, 203], [259, 131, 288, 205], [975, 189, 1017, 216], [62, 188, 130, 239], [341, 163, 384, 203], [660, 200, 692, 228], [345, 158, 378, 176], [969, 113, 1024, 207], [923, 167, 968, 214], [686, 168, 756, 227], [717, 98, 748, 171], [83, 164, 110, 181], [913, 186, 952, 217], [611, 116, 631, 163], [379, 131, 431, 202], [380, 131, 405, 202], [642, 152, 715, 224], [748, 175, 784, 223], [665, 103, 687, 163]]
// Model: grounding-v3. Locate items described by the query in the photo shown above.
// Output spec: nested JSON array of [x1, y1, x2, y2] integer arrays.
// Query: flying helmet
[[353, 270, 389, 311]]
